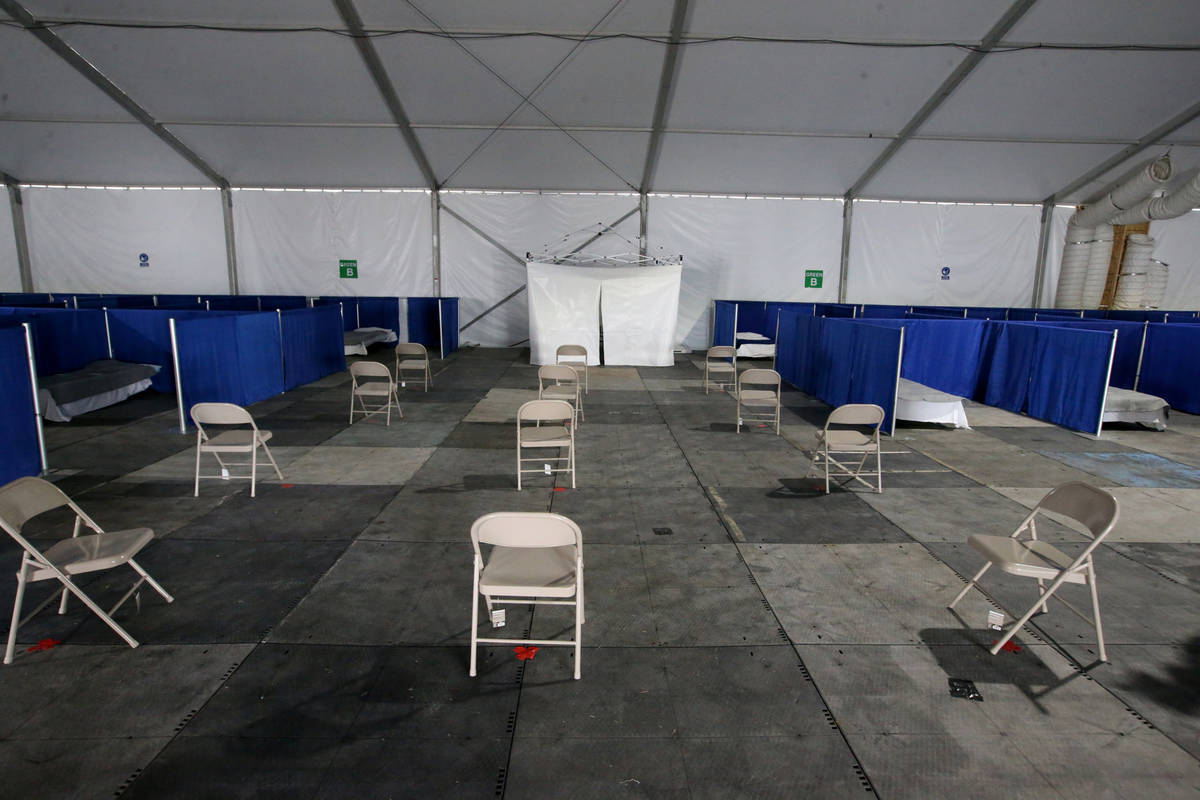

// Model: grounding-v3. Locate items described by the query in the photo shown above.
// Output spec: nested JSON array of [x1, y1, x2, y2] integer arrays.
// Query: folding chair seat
[[538, 363, 584, 424], [469, 512, 584, 679], [704, 346, 737, 394], [517, 399, 575, 490], [350, 360, 403, 426], [191, 402, 283, 498], [0, 476, 174, 664], [809, 403, 884, 493], [394, 342, 433, 391], [555, 344, 588, 394], [735, 368, 782, 435], [948, 482, 1118, 660]]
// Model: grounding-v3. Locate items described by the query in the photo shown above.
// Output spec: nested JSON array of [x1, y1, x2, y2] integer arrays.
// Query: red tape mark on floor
[[992, 639, 1023, 653], [280, 484, 295, 488], [553, 487, 567, 492], [514, 646, 539, 661], [27, 638, 61, 653]]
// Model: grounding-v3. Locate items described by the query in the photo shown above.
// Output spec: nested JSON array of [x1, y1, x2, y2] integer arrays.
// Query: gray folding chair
[[555, 344, 588, 394], [736, 368, 782, 434], [517, 399, 575, 490], [809, 403, 884, 493], [948, 482, 1118, 661], [704, 346, 737, 394], [394, 342, 432, 391], [350, 360, 403, 426], [0, 476, 174, 664], [470, 512, 584, 679], [538, 363, 584, 425], [191, 402, 283, 498]]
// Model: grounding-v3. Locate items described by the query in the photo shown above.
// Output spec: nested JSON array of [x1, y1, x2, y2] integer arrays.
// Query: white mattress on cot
[[895, 378, 970, 429], [344, 327, 398, 356], [1102, 386, 1168, 430]]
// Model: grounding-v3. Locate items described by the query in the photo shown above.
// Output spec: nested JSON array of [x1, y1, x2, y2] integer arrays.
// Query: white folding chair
[[470, 512, 584, 679], [809, 403, 884, 493], [736, 368, 782, 435], [555, 344, 588, 394], [538, 363, 584, 425], [190, 402, 283, 498], [0, 476, 174, 664], [394, 342, 433, 391], [704, 346, 737, 394], [349, 361, 403, 426], [948, 482, 1118, 661], [517, 399, 575, 490]]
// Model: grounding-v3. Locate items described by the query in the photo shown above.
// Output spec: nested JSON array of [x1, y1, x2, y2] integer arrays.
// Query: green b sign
[[804, 269, 823, 289], [339, 259, 358, 279]]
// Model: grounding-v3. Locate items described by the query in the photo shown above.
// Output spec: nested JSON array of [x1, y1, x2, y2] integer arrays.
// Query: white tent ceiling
[[1, 0, 1199, 203]]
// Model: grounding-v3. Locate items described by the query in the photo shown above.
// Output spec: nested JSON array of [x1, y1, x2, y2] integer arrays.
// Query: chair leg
[[193, 438, 202, 497], [250, 444, 258, 498], [261, 442, 284, 481], [1087, 562, 1107, 662], [349, 389, 356, 425], [5, 566, 29, 665], [385, 388, 392, 427], [573, 596, 582, 681], [395, 390, 403, 419], [824, 448, 831, 494], [469, 569, 480, 677], [948, 561, 992, 609], [876, 447, 883, 493], [516, 446, 522, 491], [129, 559, 174, 604]]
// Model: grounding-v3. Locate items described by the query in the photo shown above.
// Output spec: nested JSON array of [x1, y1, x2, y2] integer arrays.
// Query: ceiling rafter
[[331, 0, 438, 190], [640, 0, 691, 193], [843, 0, 1038, 201], [0, 0, 229, 188]]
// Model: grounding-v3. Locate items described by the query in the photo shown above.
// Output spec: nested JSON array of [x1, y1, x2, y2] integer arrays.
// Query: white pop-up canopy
[[527, 262, 682, 367]]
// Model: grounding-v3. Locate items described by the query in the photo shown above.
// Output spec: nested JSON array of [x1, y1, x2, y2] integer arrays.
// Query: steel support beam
[[0, 0, 229, 189], [640, 0, 691, 193], [221, 188, 240, 294], [639, 194, 649, 257], [5, 176, 35, 293], [566, 206, 640, 258], [1044, 100, 1200, 204], [431, 191, 442, 296], [844, 0, 1037, 200], [837, 199, 853, 303], [333, 0, 438, 190], [1031, 200, 1054, 306]]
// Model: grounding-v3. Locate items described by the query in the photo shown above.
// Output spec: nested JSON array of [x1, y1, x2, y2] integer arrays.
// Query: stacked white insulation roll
[[1144, 258, 1170, 309], [1054, 223, 1094, 308], [1081, 225, 1114, 308], [1111, 234, 1155, 309]]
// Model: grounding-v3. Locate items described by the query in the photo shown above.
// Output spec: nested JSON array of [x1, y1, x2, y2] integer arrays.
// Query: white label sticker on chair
[[220, 467, 229, 479], [987, 610, 1005, 631], [491, 609, 506, 627], [544, 464, 552, 475], [401, 381, 406, 388]]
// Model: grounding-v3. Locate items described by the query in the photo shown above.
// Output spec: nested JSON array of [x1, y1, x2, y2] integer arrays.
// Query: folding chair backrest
[[827, 403, 884, 428], [556, 344, 586, 359], [707, 346, 736, 360], [740, 368, 780, 388], [1036, 482, 1119, 540], [519, 399, 574, 423], [539, 364, 578, 384], [395, 342, 427, 358], [191, 402, 255, 428], [0, 477, 71, 535], [472, 511, 581, 550], [351, 360, 392, 381]]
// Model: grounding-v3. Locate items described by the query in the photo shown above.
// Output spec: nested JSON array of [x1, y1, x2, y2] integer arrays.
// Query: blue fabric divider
[[0, 299, 68, 308], [316, 297, 358, 331], [1023, 319, 1144, 389], [980, 322, 1038, 413], [1081, 309, 1106, 319], [107, 308, 209, 391], [281, 306, 346, 390], [1105, 309, 1167, 323], [712, 300, 736, 346], [1033, 312, 1083, 321], [407, 297, 441, 349], [258, 295, 309, 311], [859, 305, 909, 318], [875, 318, 985, 398], [1006, 308, 1039, 321], [1138, 324, 1200, 413], [1163, 310, 1198, 322], [848, 321, 903, 434], [734, 301, 768, 335], [357, 297, 401, 330], [912, 306, 964, 317], [1, 293, 53, 304], [440, 298, 459, 355], [206, 296, 261, 311], [174, 312, 285, 412], [1027, 326, 1113, 434], [965, 307, 1008, 319], [156, 295, 202, 308], [0, 324, 42, 485], [0, 308, 109, 375], [814, 303, 856, 318]]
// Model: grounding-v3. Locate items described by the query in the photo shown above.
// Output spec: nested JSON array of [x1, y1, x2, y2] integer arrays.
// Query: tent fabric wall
[[174, 312, 285, 412], [281, 306, 346, 391], [441, 192, 640, 348], [599, 265, 682, 367], [1137, 324, 1200, 414], [0, 308, 109, 375], [526, 263, 601, 366], [0, 324, 42, 486], [24, 187, 228, 294], [0, 210, 19, 292], [232, 190, 432, 298], [646, 195, 842, 350], [847, 201, 1040, 307]]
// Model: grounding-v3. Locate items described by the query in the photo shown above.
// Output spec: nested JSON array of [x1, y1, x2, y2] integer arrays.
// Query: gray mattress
[[896, 378, 963, 403], [1105, 386, 1167, 413], [40, 360, 160, 406]]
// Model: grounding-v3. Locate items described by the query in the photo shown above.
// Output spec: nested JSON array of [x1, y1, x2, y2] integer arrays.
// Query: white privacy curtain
[[526, 263, 681, 366]]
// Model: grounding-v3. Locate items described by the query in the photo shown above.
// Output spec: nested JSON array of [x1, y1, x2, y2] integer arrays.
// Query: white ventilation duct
[[1081, 224, 1114, 308], [1073, 155, 1174, 229], [1054, 222, 1094, 308], [1108, 168, 1200, 226], [1143, 258, 1170, 309], [1111, 234, 1155, 309]]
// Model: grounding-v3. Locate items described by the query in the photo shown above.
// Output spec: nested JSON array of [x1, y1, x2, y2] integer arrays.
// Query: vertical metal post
[[772, 311, 781, 371], [890, 327, 905, 437], [168, 318, 186, 434], [277, 309, 286, 388], [1096, 330, 1118, 437], [221, 187, 240, 295], [639, 193, 649, 257], [437, 298, 445, 358], [1031, 200, 1054, 307], [8, 183, 34, 293], [1133, 321, 1149, 391], [102, 308, 113, 357], [22, 323, 48, 474], [838, 198, 853, 303], [431, 191, 442, 297], [732, 304, 739, 348]]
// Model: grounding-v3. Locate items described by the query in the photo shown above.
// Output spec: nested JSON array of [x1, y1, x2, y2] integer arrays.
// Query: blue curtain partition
[[174, 312, 285, 412], [0, 308, 109, 375], [0, 324, 42, 486], [0, 293, 54, 305], [965, 307, 1008, 320], [439, 298, 460, 356], [316, 297, 359, 331], [859, 305, 910, 318], [814, 303, 856, 318], [107, 308, 209, 391], [712, 300, 736, 347], [356, 297, 401, 331], [407, 297, 442, 351], [864, 318, 985, 398], [281, 306, 346, 390], [1028, 319, 1145, 389], [205, 296, 261, 311], [1026, 326, 1114, 434], [1137, 324, 1200, 414], [258, 295, 309, 311]]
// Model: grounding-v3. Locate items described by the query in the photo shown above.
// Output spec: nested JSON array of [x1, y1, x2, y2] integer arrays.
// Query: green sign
[[339, 259, 358, 279], [804, 269, 823, 289]]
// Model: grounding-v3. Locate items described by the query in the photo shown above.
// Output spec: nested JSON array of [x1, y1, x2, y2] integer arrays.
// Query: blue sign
[[940, 266, 951, 281], [138, 253, 150, 268]]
